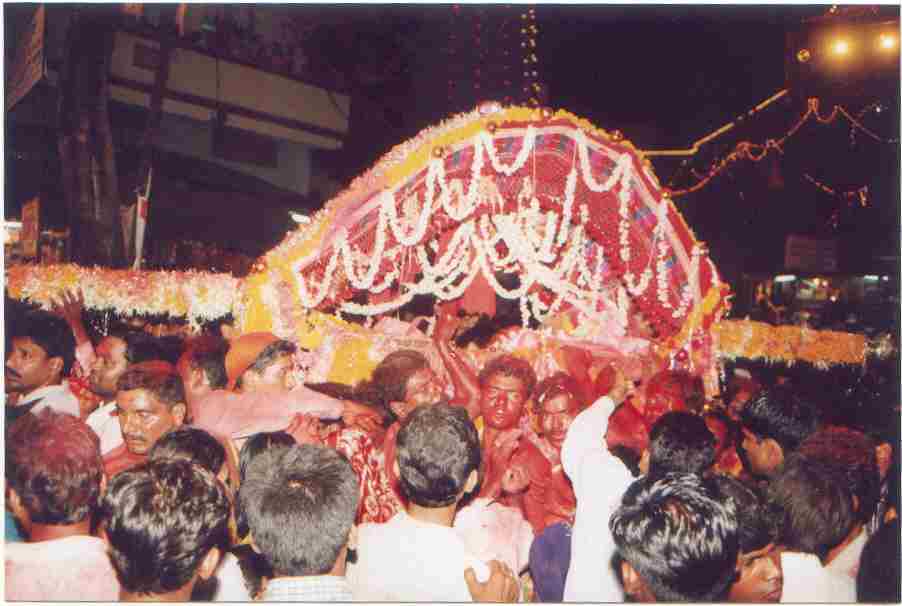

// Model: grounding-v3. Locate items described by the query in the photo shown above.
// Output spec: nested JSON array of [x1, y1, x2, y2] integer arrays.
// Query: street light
[[831, 38, 851, 56], [878, 33, 897, 50]]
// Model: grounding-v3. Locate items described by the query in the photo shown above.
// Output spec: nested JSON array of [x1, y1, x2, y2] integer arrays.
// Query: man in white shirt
[[5, 410, 119, 601], [348, 404, 519, 602], [6, 312, 79, 419], [560, 394, 635, 601], [767, 453, 857, 602]]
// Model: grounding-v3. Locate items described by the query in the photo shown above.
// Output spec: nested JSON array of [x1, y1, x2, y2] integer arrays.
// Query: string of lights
[[521, 7, 542, 107], [802, 173, 869, 205], [669, 97, 894, 197]]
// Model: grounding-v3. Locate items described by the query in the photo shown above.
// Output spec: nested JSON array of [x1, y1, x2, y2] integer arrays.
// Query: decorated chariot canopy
[[6, 104, 890, 390], [241, 104, 726, 345]]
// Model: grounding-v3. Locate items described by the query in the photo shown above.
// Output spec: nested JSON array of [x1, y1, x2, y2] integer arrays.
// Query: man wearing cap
[[192, 332, 382, 448]]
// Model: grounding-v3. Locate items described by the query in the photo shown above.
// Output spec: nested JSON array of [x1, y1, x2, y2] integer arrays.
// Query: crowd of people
[[4, 290, 900, 602]]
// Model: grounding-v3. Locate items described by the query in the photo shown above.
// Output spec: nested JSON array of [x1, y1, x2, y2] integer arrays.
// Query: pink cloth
[[5, 535, 119, 601], [454, 497, 535, 574], [191, 386, 344, 441]]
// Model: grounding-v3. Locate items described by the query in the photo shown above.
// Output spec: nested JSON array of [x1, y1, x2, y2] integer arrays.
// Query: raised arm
[[51, 289, 95, 373], [433, 305, 482, 420]]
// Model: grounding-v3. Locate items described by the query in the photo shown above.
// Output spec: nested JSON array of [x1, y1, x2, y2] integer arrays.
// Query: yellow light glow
[[879, 33, 897, 50], [797, 48, 811, 63], [831, 39, 851, 56]]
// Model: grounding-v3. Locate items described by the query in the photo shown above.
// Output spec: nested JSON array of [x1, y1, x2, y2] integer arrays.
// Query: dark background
[[5, 5, 900, 283]]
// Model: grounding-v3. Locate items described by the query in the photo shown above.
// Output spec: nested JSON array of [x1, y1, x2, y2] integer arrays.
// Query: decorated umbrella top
[[243, 103, 729, 344]]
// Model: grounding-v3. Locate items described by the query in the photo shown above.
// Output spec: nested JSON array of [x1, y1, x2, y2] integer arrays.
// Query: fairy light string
[[665, 98, 896, 197]]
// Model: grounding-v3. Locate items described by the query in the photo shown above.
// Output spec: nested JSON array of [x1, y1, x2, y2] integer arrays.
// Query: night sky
[[330, 5, 899, 284], [5, 4, 899, 281]]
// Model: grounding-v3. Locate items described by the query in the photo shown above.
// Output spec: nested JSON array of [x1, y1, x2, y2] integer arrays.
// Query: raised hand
[[433, 302, 463, 343], [341, 400, 384, 434], [50, 288, 85, 325]]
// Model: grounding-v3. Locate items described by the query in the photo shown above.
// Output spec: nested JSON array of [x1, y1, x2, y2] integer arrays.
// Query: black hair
[[235, 431, 296, 540], [610, 472, 740, 602], [741, 386, 818, 452], [647, 411, 716, 477], [396, 404, 481, 508], [797, 426, 881, 525], [185, 337, 229, 390], [609, 445, 642, 478], [708, 473, 780, 554], [857, 518, 901, 602], [238, 431, 296, 482], [117, 364, 186, 411], [478, 354, 538, 399], [354, 350, 430, 423], [99, 459, 231, 596], [234, 340, 296, 389], [238, 444, 358, 577], [107, 329, 167, 365], [149, 427, 226, 476], [9, 310, 76, 375], [766, 453, 854, 562]]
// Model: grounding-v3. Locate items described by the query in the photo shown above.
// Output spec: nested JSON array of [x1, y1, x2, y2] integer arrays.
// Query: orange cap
[[225, 332, 280, 389]]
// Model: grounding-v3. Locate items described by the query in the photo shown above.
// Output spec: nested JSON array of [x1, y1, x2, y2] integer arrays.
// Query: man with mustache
[[5, 312, 79, 422], [102, 361, 187, 478], [84, 330, 165, 454]]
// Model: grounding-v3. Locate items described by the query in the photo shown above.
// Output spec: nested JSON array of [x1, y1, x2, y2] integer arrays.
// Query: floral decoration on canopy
[[239, 104, 730, 354]]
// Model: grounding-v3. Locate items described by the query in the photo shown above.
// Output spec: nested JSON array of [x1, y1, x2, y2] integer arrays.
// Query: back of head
[[479, 354, 538, 398], [642, 370, 689, 426], [797, 426, 880, 525], [610, 472, 740, 601], [396, 404, 481, 507], [708, 474, 779, 554], [857, 518, 901, 602], [6, 409, 102, 525], [238, 431, 296, 482], [112, 329, 168, 365], [648, 411, 716, 477], [149, 426, 226, 475], [182, 336, 229, 390], [238, 444, 359, 577], [766, 453, 854, 562], [10, 310, 77, 375], [235, 430, 296, 541], [741, 386, 818, 452], [99, 459, 230, 596]]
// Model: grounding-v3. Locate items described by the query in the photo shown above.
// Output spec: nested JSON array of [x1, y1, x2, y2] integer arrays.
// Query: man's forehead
[[10, 336, 47, 355], [485, 373, 527, 391], [542, 392, 578, 413], [117, 388, 165, 409]]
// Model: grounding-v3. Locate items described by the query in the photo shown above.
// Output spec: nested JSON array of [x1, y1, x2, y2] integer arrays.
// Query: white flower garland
[[285, 121, 704, 335]]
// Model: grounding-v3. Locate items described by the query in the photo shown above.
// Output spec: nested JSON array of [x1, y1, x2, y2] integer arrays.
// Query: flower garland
[[713, 319, 875, 368], [269, 109, 704, 334], [5, 263, 240, 328]]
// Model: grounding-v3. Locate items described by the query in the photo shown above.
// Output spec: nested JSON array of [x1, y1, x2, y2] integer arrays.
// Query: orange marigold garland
[[714, 319, 871, 368]]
